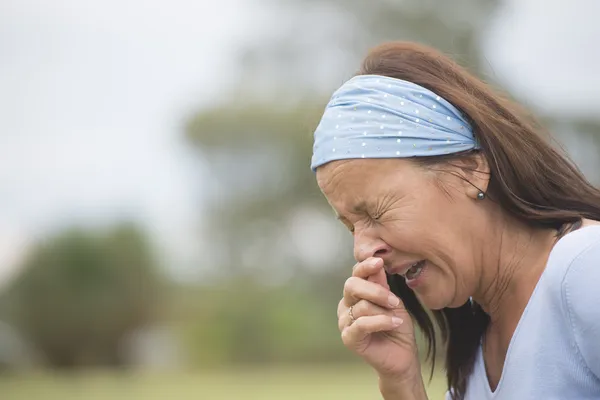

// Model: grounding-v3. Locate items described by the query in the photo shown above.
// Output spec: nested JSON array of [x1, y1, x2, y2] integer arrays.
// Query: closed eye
[[343, 221, 355, 234], [336, 215, 355, 234], [372, 194, 395, 221], [370, 207, 386, 221]]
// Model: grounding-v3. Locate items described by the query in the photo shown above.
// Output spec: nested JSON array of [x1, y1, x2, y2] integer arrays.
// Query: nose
[[353, 230, 392, 263]]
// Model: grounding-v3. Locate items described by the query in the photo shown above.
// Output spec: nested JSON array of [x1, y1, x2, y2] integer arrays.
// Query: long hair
[[358, 41, 600, 399]]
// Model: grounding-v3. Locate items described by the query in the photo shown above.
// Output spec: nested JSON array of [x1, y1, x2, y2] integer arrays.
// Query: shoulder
[[548, 225, 600, 271], [553, 225, 600, 286], [556, 225, 600, 304], [543, 225, 600, 288], [545, 225, 600, 307], [549, 225, 600, 376], [555, 226, 600, 323]]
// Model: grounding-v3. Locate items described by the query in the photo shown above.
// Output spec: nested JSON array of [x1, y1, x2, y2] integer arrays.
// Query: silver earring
[[477, 191, 486, 201]]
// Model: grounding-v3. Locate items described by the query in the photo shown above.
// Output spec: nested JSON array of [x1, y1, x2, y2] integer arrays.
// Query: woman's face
[[316, 158, 487, 310]]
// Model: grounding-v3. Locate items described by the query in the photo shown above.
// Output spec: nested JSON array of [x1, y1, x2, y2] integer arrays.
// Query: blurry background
[[1, 0, 600, 399]]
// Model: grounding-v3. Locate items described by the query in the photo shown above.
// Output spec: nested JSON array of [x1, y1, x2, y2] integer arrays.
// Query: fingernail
[[371, 258, 382, 266], [388, 294, 400, 307], [392, 317, 403, 327]]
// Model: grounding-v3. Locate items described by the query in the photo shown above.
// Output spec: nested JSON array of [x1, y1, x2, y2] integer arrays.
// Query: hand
[[337, 257, 420, 381]]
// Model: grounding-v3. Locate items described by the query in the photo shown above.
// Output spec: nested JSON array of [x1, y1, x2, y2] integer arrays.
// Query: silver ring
[[348, 305, 356, 325]]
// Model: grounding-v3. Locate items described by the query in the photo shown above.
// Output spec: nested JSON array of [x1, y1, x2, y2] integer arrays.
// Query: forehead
[[316, 158, 423, 207]]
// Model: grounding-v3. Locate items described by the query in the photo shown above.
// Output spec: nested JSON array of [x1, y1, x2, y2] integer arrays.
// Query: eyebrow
[[335, 201, 368, 220]]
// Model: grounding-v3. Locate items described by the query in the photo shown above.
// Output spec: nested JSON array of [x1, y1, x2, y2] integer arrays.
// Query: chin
[[415, 292, 450, 311], [412, 264, 465, 310]]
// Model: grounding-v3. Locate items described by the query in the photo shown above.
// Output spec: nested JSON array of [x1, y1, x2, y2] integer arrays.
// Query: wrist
[[378, 367, 428, 400]]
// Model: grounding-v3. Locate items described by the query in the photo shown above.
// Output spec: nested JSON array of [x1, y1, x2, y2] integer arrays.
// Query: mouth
[[404, 260, 425, 280], [387, 260, 427, 283]]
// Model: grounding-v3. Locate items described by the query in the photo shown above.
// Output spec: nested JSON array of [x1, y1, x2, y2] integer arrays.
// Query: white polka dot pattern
[[310, 74, 479, 171]]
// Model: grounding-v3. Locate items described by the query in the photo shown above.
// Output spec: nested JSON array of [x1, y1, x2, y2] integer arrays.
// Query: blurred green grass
[[0, 365, 446, 400]]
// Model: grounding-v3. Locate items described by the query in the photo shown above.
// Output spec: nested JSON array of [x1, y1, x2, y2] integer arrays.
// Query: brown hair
[[358, 41, 600, 399]]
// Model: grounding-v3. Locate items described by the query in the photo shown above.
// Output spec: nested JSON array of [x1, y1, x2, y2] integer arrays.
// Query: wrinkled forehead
[[316, 158, 418, 199]]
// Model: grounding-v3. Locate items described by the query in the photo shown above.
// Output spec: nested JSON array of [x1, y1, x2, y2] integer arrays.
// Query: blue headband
[[310, 75, 479, 171]]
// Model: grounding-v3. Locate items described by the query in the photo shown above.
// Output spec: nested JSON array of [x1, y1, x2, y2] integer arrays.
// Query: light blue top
[[447, 225, 600, 399]]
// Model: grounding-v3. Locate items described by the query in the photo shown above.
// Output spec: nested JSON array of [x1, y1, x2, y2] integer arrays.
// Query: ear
[[458, 153, 491, 200]]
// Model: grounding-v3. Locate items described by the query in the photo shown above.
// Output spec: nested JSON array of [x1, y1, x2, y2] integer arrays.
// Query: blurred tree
[[188, 0, 501, 286], [185, 0, 600, 364], [188, 0, 600, 279], [172, 280, 353, 366], [2, 223, 163, 368], [184, 1, 505, 364]]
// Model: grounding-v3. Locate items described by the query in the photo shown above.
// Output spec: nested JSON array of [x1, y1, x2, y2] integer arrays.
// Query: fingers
[[341, 315, 404, 350], [337, 257, 406, 354], [352, 257, 384, 279], [343, 276, 401, 309], [337, 299, 399, 331], [367, 263, 389, 289], [352, 257, 390, 290]]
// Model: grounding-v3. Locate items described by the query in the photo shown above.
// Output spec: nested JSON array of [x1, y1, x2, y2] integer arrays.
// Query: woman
[[311, 41, 600, 400]]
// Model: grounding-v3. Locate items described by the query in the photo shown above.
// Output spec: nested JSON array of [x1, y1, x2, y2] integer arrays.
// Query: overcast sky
[[485, 0, 600, 116], [1, 0, 599, 285]]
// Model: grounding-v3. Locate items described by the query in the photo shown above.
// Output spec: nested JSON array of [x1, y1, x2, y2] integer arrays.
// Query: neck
[[473, 215, 558, 328]]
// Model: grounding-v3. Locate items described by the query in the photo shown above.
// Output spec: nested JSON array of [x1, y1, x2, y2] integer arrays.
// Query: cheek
[[416, 262, 469, 310], [379, 192, 478, 308], [381, 216, 454, 258], [377, 191, 474, 256], [436, 260, 478, 308], [377, 201, 438, 250]]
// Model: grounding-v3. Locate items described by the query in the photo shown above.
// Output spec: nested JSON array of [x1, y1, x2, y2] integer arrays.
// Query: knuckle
[[353, 317, 367, 333], [336, 299, 345, 317], [343, 277, 352, 291], [343, 277, 359, 296], [345, 276, 360, 288], [352, 259, 374, 275], [337, 319, 345, 332], [352, 299, 369, 317], [340, 328, 353, 346]]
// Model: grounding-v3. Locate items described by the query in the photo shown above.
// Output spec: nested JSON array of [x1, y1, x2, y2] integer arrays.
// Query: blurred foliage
[[237, 0, 499, 86], [0, 365, 449, 400], [187, 0, 600, 275], [1, 223, 163, 368], [169, 281, 438, 368], [186, 0, 507, 291], [186, 0, 504, 275], [183, 0, 600, 370], [0, 0, 597, 386], [172, 281, 352, 366]]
